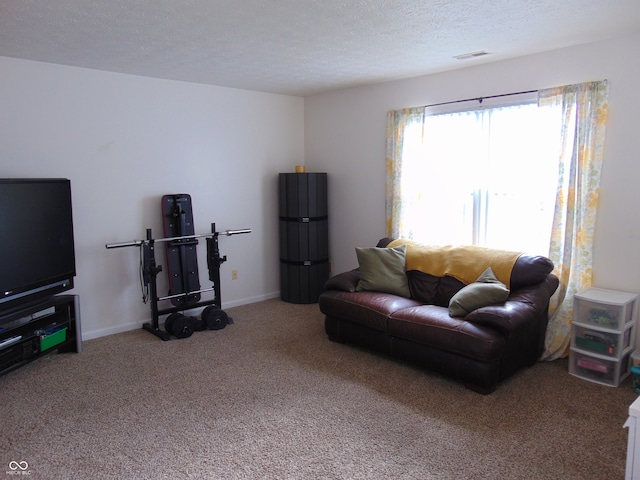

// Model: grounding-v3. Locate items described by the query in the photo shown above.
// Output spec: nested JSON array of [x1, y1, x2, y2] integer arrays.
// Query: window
[[397, 99, 562, 255]]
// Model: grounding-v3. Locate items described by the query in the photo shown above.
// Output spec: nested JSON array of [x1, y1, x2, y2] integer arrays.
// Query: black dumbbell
[[164, 313, 196, 339], [201, 306, 229, 330]]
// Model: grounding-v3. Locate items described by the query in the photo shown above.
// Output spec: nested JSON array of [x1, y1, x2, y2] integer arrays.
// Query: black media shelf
[[0, 294, 82, 376]]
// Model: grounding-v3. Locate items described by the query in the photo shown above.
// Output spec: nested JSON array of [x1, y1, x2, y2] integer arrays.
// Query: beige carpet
[[0, 298, 637, 479]]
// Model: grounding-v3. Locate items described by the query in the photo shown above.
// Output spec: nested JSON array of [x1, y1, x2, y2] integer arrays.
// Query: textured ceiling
[[1, 0, 639, 96]]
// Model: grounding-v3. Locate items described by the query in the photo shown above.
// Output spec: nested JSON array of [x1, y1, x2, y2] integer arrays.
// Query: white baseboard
[[82, 321, 142, 341], [222, 291, 280, 309], [81, 291, 281, 341]]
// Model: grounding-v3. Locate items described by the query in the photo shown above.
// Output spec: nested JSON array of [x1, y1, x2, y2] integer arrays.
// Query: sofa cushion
[[318, 290, 422, 332], [435, 275, 467, 307], [406, 270, 440, 304], [448, 268, 510, 317], [408, 272, 467, 307], [388, 305, 506, 362], [355, 244, 411, 297]]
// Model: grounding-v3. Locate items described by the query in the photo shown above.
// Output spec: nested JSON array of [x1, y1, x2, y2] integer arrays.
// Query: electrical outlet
[[231, 270, 238, 280]]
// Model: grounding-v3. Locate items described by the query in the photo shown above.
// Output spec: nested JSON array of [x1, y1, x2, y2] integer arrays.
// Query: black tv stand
[[0, 295, 82, 377]]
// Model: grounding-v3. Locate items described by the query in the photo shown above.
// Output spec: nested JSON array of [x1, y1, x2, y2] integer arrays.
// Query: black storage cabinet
[[279, 173, 329, 303]]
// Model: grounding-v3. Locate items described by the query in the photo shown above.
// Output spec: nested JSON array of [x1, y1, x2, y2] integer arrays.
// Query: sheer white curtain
[[387, 101, 561, 256]]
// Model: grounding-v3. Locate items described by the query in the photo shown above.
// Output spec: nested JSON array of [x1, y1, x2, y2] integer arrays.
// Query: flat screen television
[[0, 178, 76, 315]]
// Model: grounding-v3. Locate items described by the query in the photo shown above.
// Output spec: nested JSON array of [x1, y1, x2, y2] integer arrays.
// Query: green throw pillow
[[355, 244, 411, 298], [449, 267, 510, 317]]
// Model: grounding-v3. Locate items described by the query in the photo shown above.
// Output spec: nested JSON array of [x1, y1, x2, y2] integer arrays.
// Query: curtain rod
[[422, 89, 538, 109]]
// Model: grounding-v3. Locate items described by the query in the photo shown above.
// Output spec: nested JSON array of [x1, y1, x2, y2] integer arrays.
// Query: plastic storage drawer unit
[[570, 288, 637, 387], [572, 324, 631, 357]]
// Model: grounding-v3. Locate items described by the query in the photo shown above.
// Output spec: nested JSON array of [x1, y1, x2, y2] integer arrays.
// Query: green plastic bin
[[40, 327, 68, 351]]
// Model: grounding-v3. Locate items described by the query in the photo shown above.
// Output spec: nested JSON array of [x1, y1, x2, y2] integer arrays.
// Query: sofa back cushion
[[407, 271, 466, 307]]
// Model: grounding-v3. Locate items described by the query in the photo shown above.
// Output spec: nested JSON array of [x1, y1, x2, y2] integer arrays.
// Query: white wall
[[0, 57, 304, 339], [305, 32, 640, 298]]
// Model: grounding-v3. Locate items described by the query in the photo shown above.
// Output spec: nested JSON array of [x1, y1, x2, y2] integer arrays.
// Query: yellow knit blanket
[[387, 239, 522, 288]]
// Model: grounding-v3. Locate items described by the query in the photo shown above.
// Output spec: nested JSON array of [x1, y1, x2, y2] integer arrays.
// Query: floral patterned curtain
[[385, 107, 425, 238], [539, 80, 609, 360]]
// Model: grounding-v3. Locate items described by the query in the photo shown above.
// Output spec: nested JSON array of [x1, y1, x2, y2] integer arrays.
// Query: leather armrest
[[464, 275, 559, 334], [323, 269, 360, 292]]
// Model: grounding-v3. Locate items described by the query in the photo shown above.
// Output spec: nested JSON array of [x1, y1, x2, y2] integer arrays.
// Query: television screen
[[0, 178, 76, 313]]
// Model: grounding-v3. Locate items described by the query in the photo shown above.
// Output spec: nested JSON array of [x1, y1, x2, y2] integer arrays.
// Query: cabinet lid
[[574, 287, 638, 305]]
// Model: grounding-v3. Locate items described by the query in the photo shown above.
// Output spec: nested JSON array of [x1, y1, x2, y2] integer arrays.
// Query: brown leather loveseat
[[318, 238, 559, 393]]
